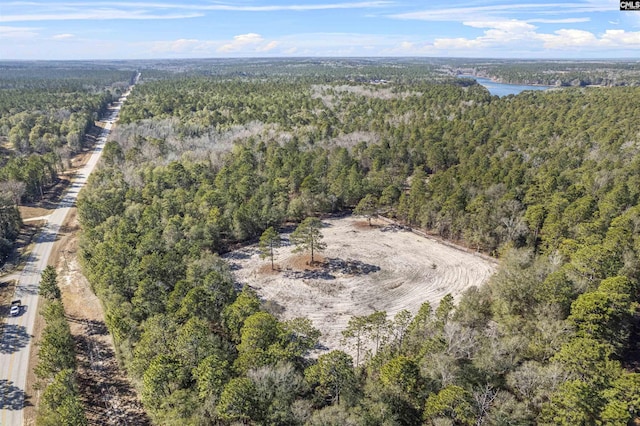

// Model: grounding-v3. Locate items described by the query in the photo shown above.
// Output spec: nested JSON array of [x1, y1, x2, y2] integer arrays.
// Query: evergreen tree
[[290, 217, 326, 264], [39, 265, 61, 300], [259, 226, 281, 270]]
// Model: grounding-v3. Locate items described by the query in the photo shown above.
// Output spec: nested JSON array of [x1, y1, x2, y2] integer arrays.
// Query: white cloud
[[52, 33, 74, 39], [145, 32, 413, 58], [390, 2, 615, 22], [431, 19, 539, 49], [273, 32, 436, 56], [433, 37, 483, 50], [199, 1, 394, 12], [527, 18, 591, 24], [464, 20, 536, 31], [1, 1, 394, 23], [219, 33, 265, 52], [427, 20, 640, 54], [0, 25, 39, 38], [601, 29, 640, 45], [258, 40, 279, 52], [147, 33, 279, 56], [0, 10, 203, 22], [399, 41, 414, 49], [537, 29, 598, 48], [536, 28, 640, 49], [150, 38, 214, 54]]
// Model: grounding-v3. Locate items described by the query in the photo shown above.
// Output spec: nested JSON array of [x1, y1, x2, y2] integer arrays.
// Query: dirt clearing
[[225, 216, 496, 356]]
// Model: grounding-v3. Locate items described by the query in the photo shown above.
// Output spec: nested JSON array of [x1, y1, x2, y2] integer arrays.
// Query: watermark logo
[[620, 1, 640, 10]]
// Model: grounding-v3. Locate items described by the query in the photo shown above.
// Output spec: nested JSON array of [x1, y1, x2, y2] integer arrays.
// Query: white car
[[10, 300, 21, 316]]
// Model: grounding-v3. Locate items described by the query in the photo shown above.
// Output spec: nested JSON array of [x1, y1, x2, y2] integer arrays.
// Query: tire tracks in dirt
[[226, 216, 496, 359]]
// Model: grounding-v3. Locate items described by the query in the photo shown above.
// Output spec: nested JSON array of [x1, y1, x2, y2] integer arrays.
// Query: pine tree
[[259, 226, 281, 270], [290, 217, 326, 264]]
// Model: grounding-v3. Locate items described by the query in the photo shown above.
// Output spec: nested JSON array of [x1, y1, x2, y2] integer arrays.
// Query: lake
[[458, 75, 553, 97]]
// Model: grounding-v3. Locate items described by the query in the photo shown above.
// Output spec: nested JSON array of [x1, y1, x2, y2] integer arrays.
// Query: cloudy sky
[[1, 0, 639, 59]]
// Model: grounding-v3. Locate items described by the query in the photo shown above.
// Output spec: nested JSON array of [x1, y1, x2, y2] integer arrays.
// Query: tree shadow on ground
[[322, 258, 380, 275], [35, 227, 61, 244], [0, 324, 31, 354], [224, 249, 254, 260], [0, 379, 32, 410], [284, 269, 336, 280]]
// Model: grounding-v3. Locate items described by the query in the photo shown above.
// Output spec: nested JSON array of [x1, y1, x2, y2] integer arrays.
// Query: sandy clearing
[[225, 216, 496, 356]]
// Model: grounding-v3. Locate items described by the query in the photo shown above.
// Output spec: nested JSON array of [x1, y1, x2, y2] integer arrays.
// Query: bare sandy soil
[[225, 216, 496, 356]]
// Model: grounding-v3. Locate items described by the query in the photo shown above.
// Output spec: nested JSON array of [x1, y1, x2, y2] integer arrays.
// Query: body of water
[[458, 75, 553, 97]]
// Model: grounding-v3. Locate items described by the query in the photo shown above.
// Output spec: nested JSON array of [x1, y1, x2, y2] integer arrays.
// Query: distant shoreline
[[457, 73, 555, 88]]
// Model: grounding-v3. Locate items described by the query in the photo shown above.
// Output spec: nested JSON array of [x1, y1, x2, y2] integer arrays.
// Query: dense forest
[[0, 63, 135, 261], [74, 59, 640, 425]]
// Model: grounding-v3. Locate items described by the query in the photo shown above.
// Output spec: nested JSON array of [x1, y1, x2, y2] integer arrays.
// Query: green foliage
[[234, 312, 321, 374], [174, 269, 236, 324], [194, 354, 230, 401], [435, 294, 455, 328], [222, 287, 261, 343], [379, 355, 422, 400], [37, 369, 87, 426], [535, 268, 575, 315], [306, 404, 359, 426], [142, 354, 183, 409], [366, 311, 391, 355], [175, 317, 221, 370], [259, 226, 281, 270], [281, 317, 321, 359], [0, 195, 21, 263], [600, 373, 640, 425], [0, 64, 126, 230], [36, 301, 76, 380], [390, 309, 413, 352], [568, 290, 635, 353], [131, 314, 178, 378], [354, 193, 379, 225], [216, 377, 257, 422], [35, 292, 85, 425], [235, 311, 282, 372], [423, 385, 474, 425], [552, 337, 621, 385], [408, 301, 433, 333], [290, 216, 327, 264], [39, 265, 61, 300], [342, 311, 391, 364], [305, 350, 357, 406], [73, 61, 640, 423], [599, 276, 638, 302], [542, 380, 602, 426], [102, 140, 124, 166], [490, 249, 541, 319]]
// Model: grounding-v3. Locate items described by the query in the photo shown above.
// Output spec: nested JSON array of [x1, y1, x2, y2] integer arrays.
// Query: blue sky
[[1, 0, 639, 59]]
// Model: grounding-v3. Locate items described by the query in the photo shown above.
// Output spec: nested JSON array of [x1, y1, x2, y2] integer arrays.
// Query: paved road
[[0, 83, 135, 425]]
